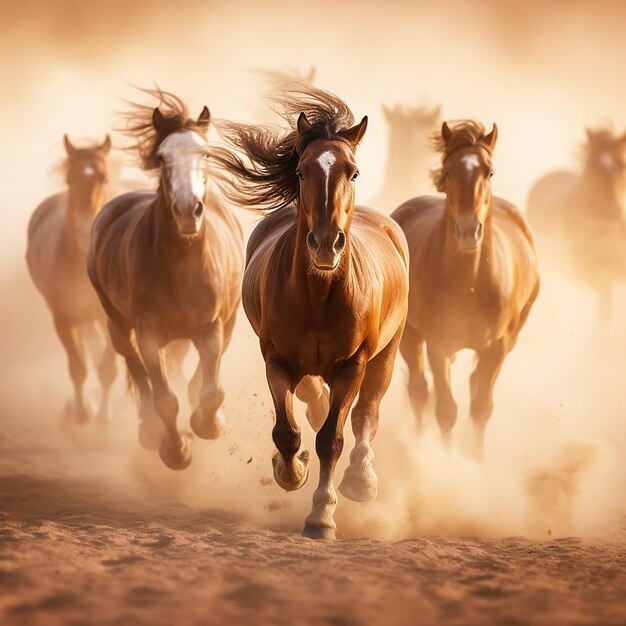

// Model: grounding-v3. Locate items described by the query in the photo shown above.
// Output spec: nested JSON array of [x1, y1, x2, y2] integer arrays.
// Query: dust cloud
[[2, 0, 626, 543]]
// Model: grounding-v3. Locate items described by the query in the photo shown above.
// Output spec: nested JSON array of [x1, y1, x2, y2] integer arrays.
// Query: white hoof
[[272, 449, 309, 491]]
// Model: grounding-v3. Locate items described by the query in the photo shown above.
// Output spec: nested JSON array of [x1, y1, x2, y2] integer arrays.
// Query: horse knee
[[435, 394, 457, 434], [68, 357, 87, 385], [98, 356, 117, 387], [471, 396, 494, 424]]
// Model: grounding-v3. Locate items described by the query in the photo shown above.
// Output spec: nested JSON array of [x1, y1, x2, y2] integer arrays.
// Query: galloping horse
[[88, 89, 243, 469], [527, 127, 626, 320], [213, 86, 409, 539], [371, 103, 441, 210], [27, 135, 119, 425], [392, 121, 539, 460]]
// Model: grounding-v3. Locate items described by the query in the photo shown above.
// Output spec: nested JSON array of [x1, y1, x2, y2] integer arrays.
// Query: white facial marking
[[600, 152, 614, 169], [461, 154, 481, 171], [317, 150, 337, 212], [157, 130, 208, 206], [83, 166, 95, 177]]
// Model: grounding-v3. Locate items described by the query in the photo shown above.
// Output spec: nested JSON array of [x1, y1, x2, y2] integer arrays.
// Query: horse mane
[[119, 86, 207, 171], [431, 120, 492, 192], [211, 85, 357, 213]]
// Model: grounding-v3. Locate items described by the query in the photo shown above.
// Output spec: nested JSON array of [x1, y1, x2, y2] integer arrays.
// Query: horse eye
[[488, 170, 495, 178], [351, 170, 360, 181], [296, 170, 304, 181]]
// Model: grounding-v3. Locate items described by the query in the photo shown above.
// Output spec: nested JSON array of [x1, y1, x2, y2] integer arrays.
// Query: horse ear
[[152, 107, 165, 131], [297, 112, 312, 134], [341, 115, 368, 147], [307, 66, 316, 84], [197, 106, 211, 130], [483, 124, 498, 150], [100, 134, 112, 153], [382, 105, 392, 122], [63, 134, 76, 156], [441, 121, 452, 144]]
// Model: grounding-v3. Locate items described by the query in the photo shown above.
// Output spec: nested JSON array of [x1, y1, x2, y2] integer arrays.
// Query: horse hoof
[[138, 419, 162, 451], [272, 449, 309, 491], [302, 524, 336, 540], [159, 432, 193, 471], [338, 466, 378, 503], [190, 408, 225, 440]]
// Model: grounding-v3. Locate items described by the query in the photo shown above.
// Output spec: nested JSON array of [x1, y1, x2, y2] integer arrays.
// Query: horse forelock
[[120, 87, 208, 172], [431, 121, 493, 192]]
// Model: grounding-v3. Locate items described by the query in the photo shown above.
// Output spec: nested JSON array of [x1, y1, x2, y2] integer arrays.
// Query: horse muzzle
[[306, 229, 346, 271], [173, 201, 204, 236], [455, 219, 483, 252]]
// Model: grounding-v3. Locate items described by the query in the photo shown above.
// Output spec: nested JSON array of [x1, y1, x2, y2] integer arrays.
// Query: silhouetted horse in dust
[[88, 89, 243, 470], [371, 102, 441, 211], [213, 86, 409, 539], [27, 135, 122, 425], [527, 126, 626, 321], [392, 121, 539, 460]]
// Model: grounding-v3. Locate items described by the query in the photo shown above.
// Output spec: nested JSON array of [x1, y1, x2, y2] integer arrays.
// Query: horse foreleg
[[190, 320, 226, 440], [95, 319, 117, 424], [469, 339, 506, 462], [303, 352, 367, 540], [399, 323, 429, 433], [427, 344, 457, 446], [135, 325, 191, 470], [54, 316, 90, 424], [339, 328, 402, 503], [265, 353, 307, 491], [295, 376, 329, 432], [107, 319, 160, 450]]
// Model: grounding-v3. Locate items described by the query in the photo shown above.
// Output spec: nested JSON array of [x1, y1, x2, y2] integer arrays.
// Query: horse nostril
[[306, 231, 318, 251], [334, 230, 346, 253], [455, 223, 462, 239], [193, 201, 204, 219], [474, 223, 483, 241]]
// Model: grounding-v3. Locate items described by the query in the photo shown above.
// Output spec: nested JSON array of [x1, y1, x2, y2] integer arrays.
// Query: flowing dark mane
[[212, 85, 357, 213], [119, 87, 207, 171], [431, 120, 491, 192]]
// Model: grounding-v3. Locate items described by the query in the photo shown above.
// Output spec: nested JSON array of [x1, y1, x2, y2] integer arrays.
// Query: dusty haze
[[1, 1, 626, 624]]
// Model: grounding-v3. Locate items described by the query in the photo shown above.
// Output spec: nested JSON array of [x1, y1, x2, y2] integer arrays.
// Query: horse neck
[[441, 200, 495, 284], [581, 167, 624, 221], [64, 185, 98, 257]]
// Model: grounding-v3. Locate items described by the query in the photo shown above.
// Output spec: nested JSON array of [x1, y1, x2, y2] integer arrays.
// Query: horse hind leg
[[266, 354, 309, 491], [54, 316, 90, 424], [295, 376, 329, 432], [398, 324, 429, 434], [339, 327, 402, 503], [94, 320, 118, 425], [107, 319, 161, 451], [190, 320, 226, 440], [469, 339, 506, 462], [303, 352, 367, 540], [135, 324, 191, 470]]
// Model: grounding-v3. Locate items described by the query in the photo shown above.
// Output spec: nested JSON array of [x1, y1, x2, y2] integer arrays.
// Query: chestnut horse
[[392, 121, 539, 460], [88, 89, 243, 469], [527, 127, 626, 321], [27, 135, 120, 424], [213, 86, 409, 539]]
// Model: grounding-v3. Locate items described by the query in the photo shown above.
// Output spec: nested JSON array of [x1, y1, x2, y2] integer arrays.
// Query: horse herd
[[25, 84, 626, 539]]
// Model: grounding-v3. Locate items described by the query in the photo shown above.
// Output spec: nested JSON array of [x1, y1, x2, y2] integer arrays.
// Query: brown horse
[[88, 89, 243, 469], [392, 121, 539, 460], [371, 103, 441, 211], [213, 86, 409, 539], [26, 135, 121, 425], [527, 127, 626, 320]]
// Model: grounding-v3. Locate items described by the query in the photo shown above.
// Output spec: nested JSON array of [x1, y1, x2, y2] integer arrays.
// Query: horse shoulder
[[245, 206, 297, 266], [493, 197, 535, 247]]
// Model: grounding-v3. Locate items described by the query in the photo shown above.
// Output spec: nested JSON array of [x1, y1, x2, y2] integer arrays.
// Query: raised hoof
[[302, 524, 336, 540], [272, 449, 309, 491], [159, 432, 193, 471], [338, 467, 378, 503], [190, 408, 225, 440], [138, 419, 162, 451], [305, 387, 330, 432]]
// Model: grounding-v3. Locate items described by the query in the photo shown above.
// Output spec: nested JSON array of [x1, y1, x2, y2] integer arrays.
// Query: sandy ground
[[1, 266, 626, 626]]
